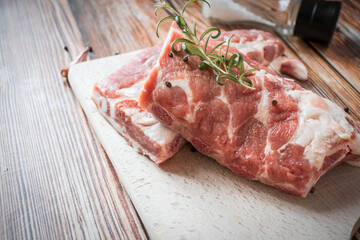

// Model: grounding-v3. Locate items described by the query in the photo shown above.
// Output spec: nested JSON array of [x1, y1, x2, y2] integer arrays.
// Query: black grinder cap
[[294, 0, 342, 43]]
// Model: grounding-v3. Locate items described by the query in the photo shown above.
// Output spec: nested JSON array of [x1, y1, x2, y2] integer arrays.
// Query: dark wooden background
[[0, 0, 359, 239]]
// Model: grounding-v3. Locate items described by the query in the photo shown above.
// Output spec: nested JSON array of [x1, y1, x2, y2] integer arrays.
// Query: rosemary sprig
[[154, 0, 258, 89]]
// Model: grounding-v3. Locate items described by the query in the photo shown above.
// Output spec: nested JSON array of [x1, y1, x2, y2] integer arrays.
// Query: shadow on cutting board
[[159, 143, 360, 214]]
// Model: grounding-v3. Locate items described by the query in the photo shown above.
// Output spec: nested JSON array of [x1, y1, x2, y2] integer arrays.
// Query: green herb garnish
[[154, 0, 258, 89]]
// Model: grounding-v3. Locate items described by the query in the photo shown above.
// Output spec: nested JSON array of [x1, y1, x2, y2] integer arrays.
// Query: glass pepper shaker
[[202, 0, 342, 43]]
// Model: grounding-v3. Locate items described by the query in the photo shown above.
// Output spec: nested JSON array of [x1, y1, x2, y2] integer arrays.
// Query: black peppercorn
[[169, 52, 173, 58], [165, 81, 172, 87], [344, 107, 349, 113], [272, 99, 278, 105], [64, 46, 69, 52], [183, 56, 189, 62]]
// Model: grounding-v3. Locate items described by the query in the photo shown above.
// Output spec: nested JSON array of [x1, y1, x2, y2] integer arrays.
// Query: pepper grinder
[[202, 0, 342, 43]]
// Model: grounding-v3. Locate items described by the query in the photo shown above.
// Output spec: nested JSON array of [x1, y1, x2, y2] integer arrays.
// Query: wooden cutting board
[[68, 50, 360, 240]]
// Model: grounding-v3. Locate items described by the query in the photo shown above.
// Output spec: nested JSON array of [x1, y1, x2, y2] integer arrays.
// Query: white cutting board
[[68, 50, 360, 240]]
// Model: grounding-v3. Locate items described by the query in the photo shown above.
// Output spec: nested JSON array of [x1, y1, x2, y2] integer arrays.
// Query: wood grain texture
[[1, 0, 360, 238], [0, 0, 147, 239], [67, 0, 164, 57], [277, 36, 360, 122], [309, 0, 360, 93]]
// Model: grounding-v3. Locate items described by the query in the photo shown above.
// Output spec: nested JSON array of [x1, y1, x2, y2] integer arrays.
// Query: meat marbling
[[139, 23, 360, 196], [93, 26, 284, 163], [93, 45, 185, 163], [218, 29, 284, 66]]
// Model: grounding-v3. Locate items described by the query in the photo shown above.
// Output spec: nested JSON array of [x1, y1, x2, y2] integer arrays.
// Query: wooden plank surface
[[0, 0, 147, 239], [1, 0, 360, 239], [309, 0, 360, 93]]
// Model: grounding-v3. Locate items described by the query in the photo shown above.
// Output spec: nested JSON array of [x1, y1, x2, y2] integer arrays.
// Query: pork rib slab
[[93, 27, 285, 163], [93, 45, 185, 163], [139, 24, 360, 196]]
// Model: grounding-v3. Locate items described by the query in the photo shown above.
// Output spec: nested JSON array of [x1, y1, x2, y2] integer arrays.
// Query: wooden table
[[1, 0, 359, 239]]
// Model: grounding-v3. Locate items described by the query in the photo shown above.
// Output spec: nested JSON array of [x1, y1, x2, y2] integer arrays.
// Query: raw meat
[[139, 24, 360, 196], [218, 29, 284, 66], [93, 45, 185, 163], [280, 59, 309, 81], [93, 26, 284, 163]]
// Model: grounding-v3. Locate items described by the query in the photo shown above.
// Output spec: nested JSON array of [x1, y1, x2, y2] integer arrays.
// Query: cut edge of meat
[[92, 90, 186, 164], [92, 45, 186, 164]]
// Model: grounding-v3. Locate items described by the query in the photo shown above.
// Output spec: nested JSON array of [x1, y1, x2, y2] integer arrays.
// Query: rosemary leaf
[[154, 0, 258, 89], [209, 41, 226, 54], [182, 0, 210, 16], [199, 27, 221, 41], [171, 38, 196, 54], [155, 16, 176, 38]]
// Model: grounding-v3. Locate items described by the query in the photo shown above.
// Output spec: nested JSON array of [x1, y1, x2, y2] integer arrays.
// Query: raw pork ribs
[[217, 29, 284, 66], [139, 24, 360, 196], [93, 27, 284, 163], [93, 45, 185, 163]]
